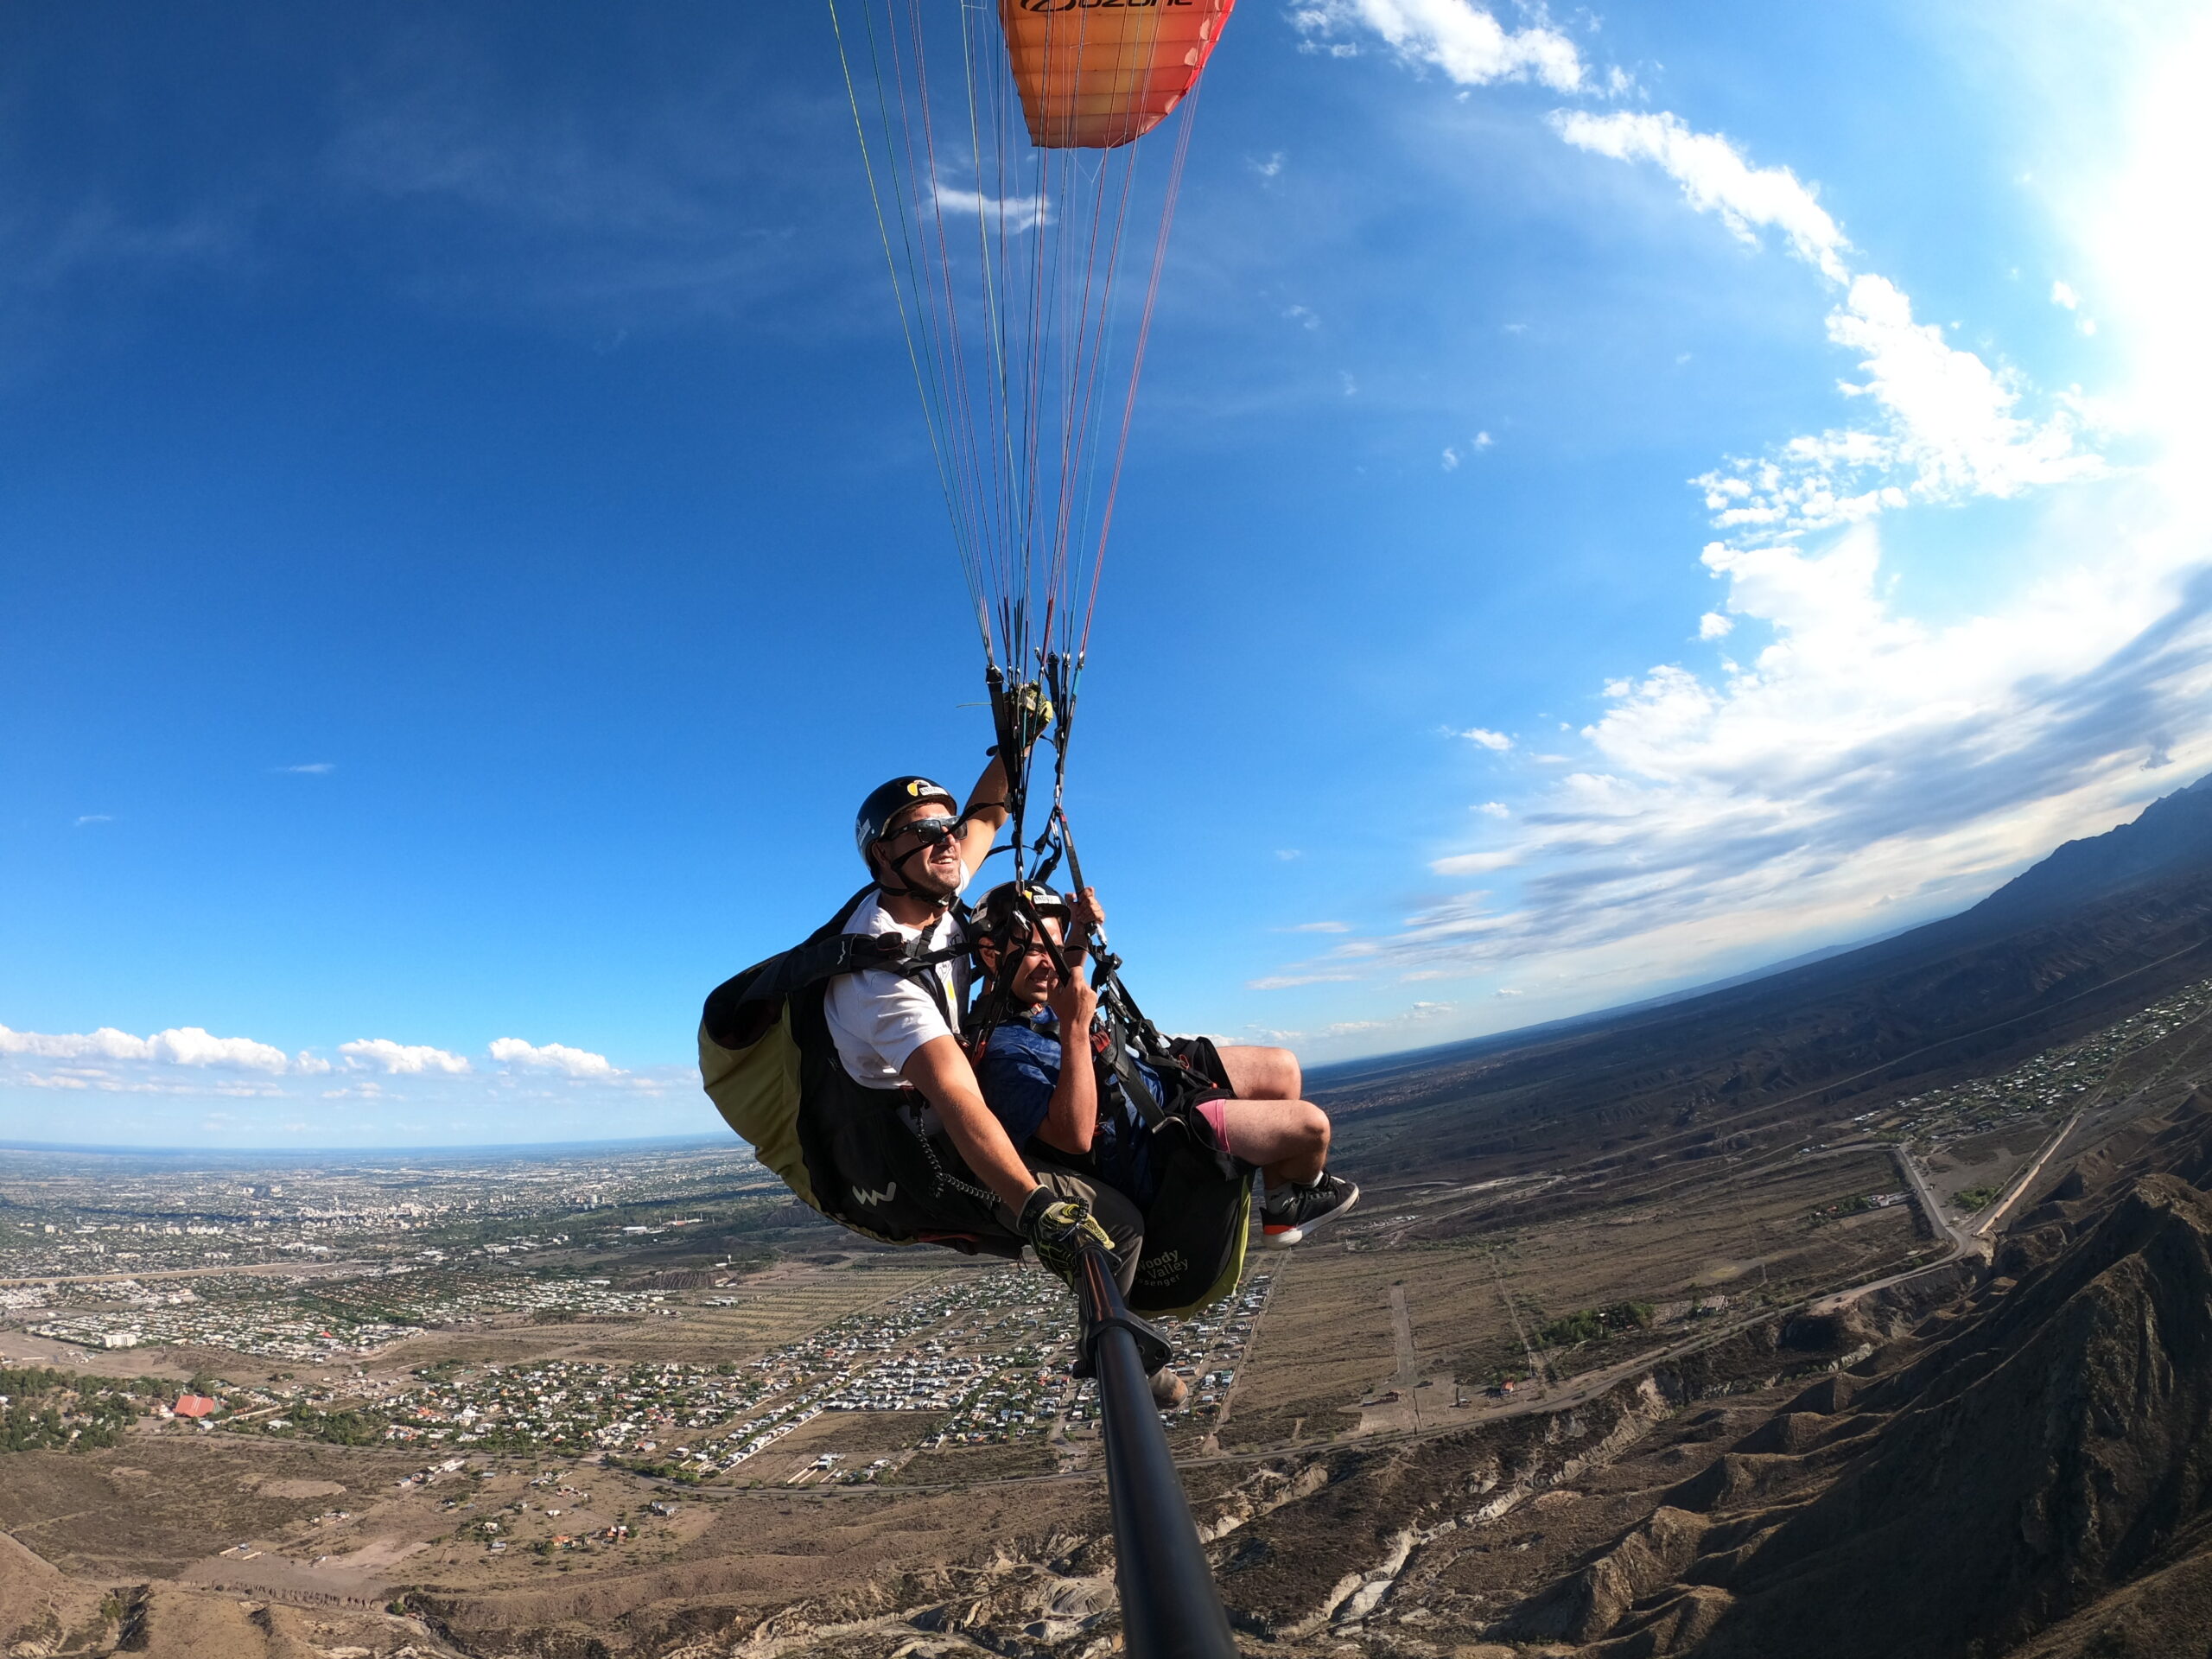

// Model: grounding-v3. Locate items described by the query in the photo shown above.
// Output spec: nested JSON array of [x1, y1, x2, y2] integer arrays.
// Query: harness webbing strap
[[1102, 1015, 1168, 1132]]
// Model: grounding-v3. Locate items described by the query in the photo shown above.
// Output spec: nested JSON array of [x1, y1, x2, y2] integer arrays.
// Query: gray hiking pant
[[994, 1159, 1144, 1298]]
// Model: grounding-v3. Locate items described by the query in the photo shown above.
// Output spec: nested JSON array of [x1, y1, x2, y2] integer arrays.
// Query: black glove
[[1017, 1186, 1115, 1284]]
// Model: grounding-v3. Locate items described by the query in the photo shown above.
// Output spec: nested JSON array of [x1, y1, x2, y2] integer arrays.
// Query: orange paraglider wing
[[1000, 0, 1238, 149]]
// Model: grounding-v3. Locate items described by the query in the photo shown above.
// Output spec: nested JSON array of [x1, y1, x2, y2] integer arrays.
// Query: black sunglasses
[[889, 814, 962, 846]]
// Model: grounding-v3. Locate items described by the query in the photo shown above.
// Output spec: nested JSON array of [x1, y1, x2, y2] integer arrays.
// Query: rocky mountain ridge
[[1972, 773, 2212, 926], [1236, 1094, 2212, 1658]]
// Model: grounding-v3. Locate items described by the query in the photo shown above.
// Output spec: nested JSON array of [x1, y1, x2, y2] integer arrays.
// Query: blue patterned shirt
[[974, 1008, 1161, 1208]]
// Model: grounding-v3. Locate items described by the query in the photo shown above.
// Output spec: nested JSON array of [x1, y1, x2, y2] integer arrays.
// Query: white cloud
[[276, 762, 334, 775], [931, 186, 1048, 233], [1553, 110, 1851, 283], [338, 1038, 473, 1075], [12, 1066, 284, 1099], [1699, 611, 1734, 639], [1442, 445, 1460, 470], [2051, 279, 2100, 336], [1553, 113, 2103, 540], [488, 1037, 620, 1078], [1477, 801, 1510, 818], [1278, 921, 1352, 934], [1829, 276, 2101, 492], [1248, 972, 1362, 990], [1430, 849, 1519, 875], [0, 1029, 704, 1144], [1472, 430, 1494, 450], [1692, 275, 2104, 537], [0, 1024, 290, 1073], [1294, 0, 1584, 92], [1247, 1001, 1456, 1044], [1249, 151, 1287, 179], [1456, 726, 1514, 750]]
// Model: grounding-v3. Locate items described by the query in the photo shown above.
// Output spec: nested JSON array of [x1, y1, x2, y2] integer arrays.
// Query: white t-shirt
[[823, 876, 975, 1090]]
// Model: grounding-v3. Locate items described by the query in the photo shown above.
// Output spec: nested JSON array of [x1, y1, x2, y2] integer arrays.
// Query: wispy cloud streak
[[1293, 0, 1585, 92], [931, 186, 1049, 233]]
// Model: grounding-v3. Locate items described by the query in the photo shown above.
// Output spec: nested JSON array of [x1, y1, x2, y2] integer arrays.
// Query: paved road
[[1895, 1141, 1967, 1253], [1808, 1108, 2081, 1314], [1800, 1155, 1963, 1315], [1805, 1131, 2033, 1313], [1381, 1283, 1423, 1431], [0, 1259, 371, 1290], [1973, 1112, 2082, 1239]]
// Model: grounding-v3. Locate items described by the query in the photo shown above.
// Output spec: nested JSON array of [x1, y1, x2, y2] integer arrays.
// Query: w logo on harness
[[851, 1182, 899, 1208]]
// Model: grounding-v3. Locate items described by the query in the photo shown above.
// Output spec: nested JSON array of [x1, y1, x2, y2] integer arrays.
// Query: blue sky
[[3, 1, 2207, 1147]]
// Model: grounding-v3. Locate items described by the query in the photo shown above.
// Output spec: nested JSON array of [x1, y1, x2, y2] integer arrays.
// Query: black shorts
[[1166, 1034, 1232, 1092], [1160, 1037, 1239, 1165]]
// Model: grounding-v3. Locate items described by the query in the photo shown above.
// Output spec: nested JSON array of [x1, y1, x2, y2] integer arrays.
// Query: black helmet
[[855, 775, 958, 861], [975, 880, 1071, 940]]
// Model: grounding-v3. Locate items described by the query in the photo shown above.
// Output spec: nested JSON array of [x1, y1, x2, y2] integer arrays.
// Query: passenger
[[969, 881, 1360, 1247], [829, 768, 1184, 1402]]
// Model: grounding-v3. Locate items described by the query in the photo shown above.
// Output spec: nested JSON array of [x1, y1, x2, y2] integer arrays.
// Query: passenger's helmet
[[975, 880, 1072, 941], [854, 776, 959, 862]]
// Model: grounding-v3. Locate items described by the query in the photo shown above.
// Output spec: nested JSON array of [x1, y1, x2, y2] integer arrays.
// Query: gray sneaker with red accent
[[1262, 1172, 1360, 1249]]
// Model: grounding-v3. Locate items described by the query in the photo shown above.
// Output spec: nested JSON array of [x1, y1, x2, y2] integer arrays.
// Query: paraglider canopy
[[1001, 0, 1238, 149]]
